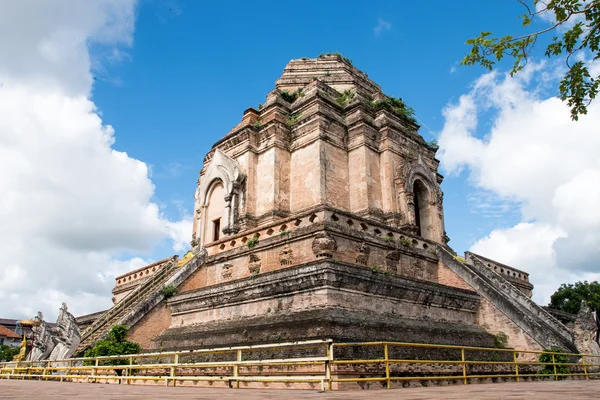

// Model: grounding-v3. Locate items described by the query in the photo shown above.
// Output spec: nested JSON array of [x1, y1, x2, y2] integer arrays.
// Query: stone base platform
[[156, 261, 495, 350]]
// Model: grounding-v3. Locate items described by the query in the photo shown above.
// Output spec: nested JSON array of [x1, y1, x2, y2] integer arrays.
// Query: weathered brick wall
[[128, 301, 171, 350], [178, 266, 207, 293], [438, 260, 474, 291], [437, 257, 545, 354], [477, 297, 544, 357]]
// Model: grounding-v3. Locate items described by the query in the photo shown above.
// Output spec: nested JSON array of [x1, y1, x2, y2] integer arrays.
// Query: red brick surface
[[1, 379, 599, 399]]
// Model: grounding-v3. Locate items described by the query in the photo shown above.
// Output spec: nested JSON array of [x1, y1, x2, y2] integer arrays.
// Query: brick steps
[[76, 257, 180, 354]]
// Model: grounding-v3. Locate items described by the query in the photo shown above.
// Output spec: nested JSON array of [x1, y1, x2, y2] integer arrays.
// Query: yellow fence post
[[326, 342, 333, 391], [461, 347, 467, 385], [171, 354, 178, 387], [234, 349, 242, 389], [582, 355, 589, 380], [513, 351, 519, 383], [93, 358, 99, 384], [384, 343, 390, 389], [128, 356, 133, 385], [551, 353, 558, 381]]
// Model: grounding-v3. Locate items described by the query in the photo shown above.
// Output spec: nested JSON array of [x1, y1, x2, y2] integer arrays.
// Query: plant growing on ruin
[[493, 331, 509, 349], [426, 139, 439, 151], [398, 237, 413, 247], [84, 325, 141, 378], [383, 235, 395, 243], [336, 89, 355, 107], [371, 96, 418, 124], [318, 52, 353, 65], [257, 103, 263, 110], [247, 233, 260, 248], [286, 113, 300, 127], [252, 119, 261, 129], [161, 284, 178, 299], [250, 270, 260, 280], [371, 266, 380, 273], [538, 347, 570, 379], [281, 88, 303, 103]]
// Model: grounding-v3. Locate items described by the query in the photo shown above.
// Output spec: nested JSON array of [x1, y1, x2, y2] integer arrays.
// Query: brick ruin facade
[[77, 55, 598, 359]]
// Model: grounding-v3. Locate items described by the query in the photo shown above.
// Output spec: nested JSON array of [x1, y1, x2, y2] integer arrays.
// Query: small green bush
[[247, 233, 259, 248], [538, 347, 570, 379], [493, 331, 509, 348], [398, 237, 412, 247], [161, 284, 177, 298]]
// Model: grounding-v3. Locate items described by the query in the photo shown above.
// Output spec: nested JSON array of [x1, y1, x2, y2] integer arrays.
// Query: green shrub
[[0, 344, 19, 362], [161, 284, 177, 299], [371, 96, 417, 124], [247, 233, 259, 248], [83, 325, 141, 376], [538, 347, 570, 379], [398, 237, 412, 247], [493, 331, 509, 348]]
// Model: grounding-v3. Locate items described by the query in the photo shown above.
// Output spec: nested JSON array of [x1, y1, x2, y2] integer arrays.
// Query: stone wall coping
[[168, 261, 480, 316], [115, 256, 177, 280], [203, 204, 440, 260], [466, 251, 529, 278]]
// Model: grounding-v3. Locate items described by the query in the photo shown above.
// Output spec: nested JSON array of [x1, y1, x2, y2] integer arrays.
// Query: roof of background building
[[0, 325, 20, 339]]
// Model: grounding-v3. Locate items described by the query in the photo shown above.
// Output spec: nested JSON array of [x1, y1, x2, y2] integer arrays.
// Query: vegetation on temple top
[[336, 89, 355, 106], [462, 0, 600, 121], [317, 52, 353, 65], [280, 88, 304, 103], [84, 325, 141, 375], [427, 139, 440, 151], [371, 96, 418, 124], [547, 280, 600, 314]]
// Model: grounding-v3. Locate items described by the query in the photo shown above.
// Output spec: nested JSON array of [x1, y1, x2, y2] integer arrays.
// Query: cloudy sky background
[[0, 0, 598, 320]]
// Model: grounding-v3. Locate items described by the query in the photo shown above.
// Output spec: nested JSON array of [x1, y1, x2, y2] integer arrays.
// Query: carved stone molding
[[312, 232, 337, 258], [221, 263, 233, 279], [248, 254, 261, 274], [384, 250, 401, 273], [356, 242, 371, 265], [279, 244, 294, 266]]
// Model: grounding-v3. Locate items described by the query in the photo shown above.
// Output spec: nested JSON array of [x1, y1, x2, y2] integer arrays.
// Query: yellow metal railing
[[1, 340, 599, 390]]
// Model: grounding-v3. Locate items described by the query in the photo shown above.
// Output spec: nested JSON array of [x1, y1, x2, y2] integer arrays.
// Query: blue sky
[[91, 0, 534, 257], [2, 0, 599, 319]]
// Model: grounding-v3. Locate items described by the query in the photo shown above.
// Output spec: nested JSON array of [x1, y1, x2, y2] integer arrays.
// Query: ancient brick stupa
[[76, 55, 587, 356]]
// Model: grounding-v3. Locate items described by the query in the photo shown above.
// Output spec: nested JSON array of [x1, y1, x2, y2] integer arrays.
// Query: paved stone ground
[[1, 380, 600, 399]]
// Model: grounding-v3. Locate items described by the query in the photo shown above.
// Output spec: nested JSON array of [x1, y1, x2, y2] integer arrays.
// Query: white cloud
[[438, 62, 600, 305], [374, 18, 392, 36], [0, 1, 190, 321]]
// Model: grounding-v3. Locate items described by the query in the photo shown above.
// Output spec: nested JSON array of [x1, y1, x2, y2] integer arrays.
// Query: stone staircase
[[76, 253, 204, 355], [437, 245, 577, 352]]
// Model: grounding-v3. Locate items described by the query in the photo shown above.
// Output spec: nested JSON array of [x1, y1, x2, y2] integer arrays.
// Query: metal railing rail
[[2, 339, 599, 391]]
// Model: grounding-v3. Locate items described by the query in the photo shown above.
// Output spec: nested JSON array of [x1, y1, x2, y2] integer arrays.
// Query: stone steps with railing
[[436, 245, 576, 352], [75, 253, 205, 355]]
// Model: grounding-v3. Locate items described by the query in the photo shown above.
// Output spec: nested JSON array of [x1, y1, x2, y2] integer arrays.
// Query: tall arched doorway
[[413, 179, 432, 240], [204, 180, 226, 244]]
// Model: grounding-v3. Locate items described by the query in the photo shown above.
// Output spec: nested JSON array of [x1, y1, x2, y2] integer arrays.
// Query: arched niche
[[203, 179, 226, 243], [404, 164, 438, 242], [193, 150, 245, 248], [413, 179, 432, 240]]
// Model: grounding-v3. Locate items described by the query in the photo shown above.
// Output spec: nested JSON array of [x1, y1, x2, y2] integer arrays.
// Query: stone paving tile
[[1, 380, 599, 399]]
